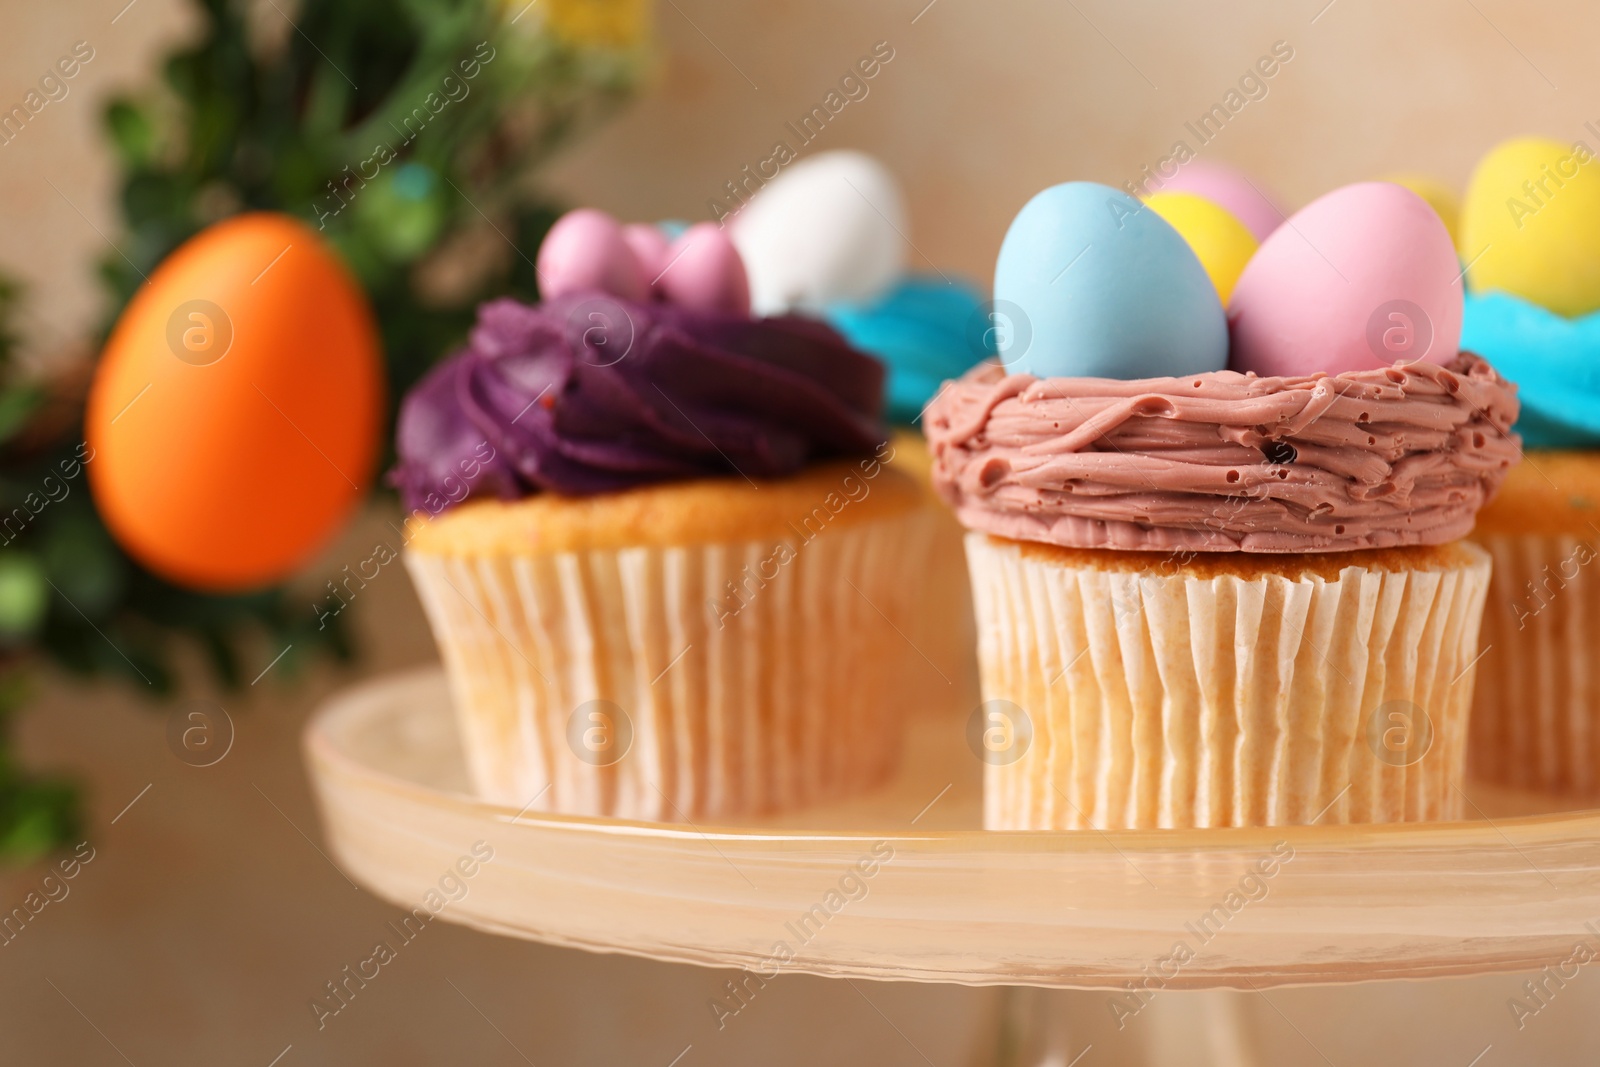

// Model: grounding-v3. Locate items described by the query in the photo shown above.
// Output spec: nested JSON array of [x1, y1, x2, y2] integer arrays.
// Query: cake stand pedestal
[[305, 669, 1600, 1064]]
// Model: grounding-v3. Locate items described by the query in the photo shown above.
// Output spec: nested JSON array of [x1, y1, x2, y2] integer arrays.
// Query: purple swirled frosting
[[390, 292, 888, 511]]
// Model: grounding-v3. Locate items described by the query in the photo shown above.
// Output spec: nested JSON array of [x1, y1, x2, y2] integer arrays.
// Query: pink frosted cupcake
[[926, 179, 1520, 829], [929, 357, 1517, 829]]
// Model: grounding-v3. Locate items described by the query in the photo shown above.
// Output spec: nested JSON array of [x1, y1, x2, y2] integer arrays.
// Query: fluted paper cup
[[965, 534, 1492, 829], [1470, 532, 1600, 794], [406, 499, 929, 821]]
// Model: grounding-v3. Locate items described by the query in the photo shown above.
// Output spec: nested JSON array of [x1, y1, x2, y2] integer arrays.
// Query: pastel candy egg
[[536, 208, 649, 302], [654, 222, 751, 315], [1144, 191, 1258, 304], [1156, 160, 1284, 241], [993, 182, 1228, 379], [1460, 137, 1600, 317], [730, 150, 905, 314], [1228, 182, 1462, 377], [622, 223, 672, 281], [1384, 173, 1461, 246]]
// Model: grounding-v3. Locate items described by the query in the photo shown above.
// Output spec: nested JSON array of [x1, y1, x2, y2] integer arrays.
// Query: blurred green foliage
[[103, 0, 641, 401], [0, 0, 643, 862]]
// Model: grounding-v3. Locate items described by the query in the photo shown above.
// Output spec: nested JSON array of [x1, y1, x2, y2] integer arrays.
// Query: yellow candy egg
[[1384, 173, 1461, 246], [1460, 137, 1600, 317], [1143, 191, 1258, 304]]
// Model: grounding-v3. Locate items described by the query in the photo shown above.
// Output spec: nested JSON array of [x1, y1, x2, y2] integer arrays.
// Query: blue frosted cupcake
[[1462, 291, 1600, 794]]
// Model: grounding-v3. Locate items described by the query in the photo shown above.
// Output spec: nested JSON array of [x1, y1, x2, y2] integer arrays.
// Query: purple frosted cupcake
[[394, 290, 931, 821]]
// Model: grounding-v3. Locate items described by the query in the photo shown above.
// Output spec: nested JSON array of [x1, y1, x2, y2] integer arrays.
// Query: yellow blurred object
[[1384, 173, 1461, 246], [520, 0, 651, 48], [1460, 136, 1600, 317], [1143, 191, 1258, 304]]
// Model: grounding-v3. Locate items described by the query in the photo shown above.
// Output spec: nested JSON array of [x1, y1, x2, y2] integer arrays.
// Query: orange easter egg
[[87, 213, 383, 591]]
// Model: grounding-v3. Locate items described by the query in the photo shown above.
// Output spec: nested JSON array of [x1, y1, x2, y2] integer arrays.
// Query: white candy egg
[[730, 150, 906, 315]]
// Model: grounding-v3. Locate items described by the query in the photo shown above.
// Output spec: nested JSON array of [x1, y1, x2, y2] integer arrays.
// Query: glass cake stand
[[304, 668, 1600, 1063]]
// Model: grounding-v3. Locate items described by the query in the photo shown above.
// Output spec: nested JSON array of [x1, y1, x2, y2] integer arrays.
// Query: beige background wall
[[5, 0, 1600, 355], [4, 1, 1600, 1064]]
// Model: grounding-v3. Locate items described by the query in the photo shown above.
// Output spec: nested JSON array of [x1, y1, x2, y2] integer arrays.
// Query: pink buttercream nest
[[923, 353, 1521, 553]]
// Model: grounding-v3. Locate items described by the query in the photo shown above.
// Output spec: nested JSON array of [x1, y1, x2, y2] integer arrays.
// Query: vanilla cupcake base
[[967, 535, 1492, 829], [1471, 531, 1600, 794], [405, 462, 930, 821], [1467, 451, 1600, 795]]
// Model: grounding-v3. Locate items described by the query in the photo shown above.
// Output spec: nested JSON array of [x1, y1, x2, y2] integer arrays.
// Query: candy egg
[[1229, 182, 1462, 377], [622, 223, 672, 281], [730, 150, 906, 315], [86, 213, 383, 591], [993, 182, 1228, 379], [1155, 160, 1284, 241], [1460, 137, 1600, 317], [654, 222, 751, 315], [1383, 173, 1461, 246], [1143, 191, 1258, 304], [536, 208, 649, 302]]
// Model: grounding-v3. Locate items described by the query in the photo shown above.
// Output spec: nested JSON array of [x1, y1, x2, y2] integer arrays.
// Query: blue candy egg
[[994, 182, 1229, 379]]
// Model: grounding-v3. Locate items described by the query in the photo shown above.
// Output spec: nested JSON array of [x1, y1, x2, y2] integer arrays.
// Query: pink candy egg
[[622, 223, 672, 281], [1228, 182, 1462, 378], [536, 209, 649, 302], [1158, 160, 1285, 242], [654, 223, 751, 315]]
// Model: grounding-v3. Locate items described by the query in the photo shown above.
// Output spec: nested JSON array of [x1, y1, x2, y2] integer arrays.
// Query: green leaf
[[0, 384, 44, 445], [0, 772, 81, 864], [0, 554, 48, 638], [105, 100, 157, 167], [354, 163, 448, 260], [40, 516, 126, 617]]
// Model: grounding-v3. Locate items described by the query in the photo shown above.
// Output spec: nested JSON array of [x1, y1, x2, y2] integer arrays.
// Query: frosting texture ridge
[[391, 293, 886, 511], [924, 353, 1521, 553]]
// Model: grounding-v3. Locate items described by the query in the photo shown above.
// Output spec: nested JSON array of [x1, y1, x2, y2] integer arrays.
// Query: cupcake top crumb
[[925, 353, 1521, 554], [1008, 534, 1486, 580], [405, 456, 919, 555], [1473, 449, 1600, 537]]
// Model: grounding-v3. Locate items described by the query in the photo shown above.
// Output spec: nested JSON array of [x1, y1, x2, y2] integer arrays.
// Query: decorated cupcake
[[926, 179, 1520, 830], [393, 208, 931, 820], [1459, 137, 1600, 794]]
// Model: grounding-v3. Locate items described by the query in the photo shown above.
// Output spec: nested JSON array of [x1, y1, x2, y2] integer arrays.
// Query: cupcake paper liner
[[406, 511, 930, 821], [1470, 532, 1600, 794], [966, 534, 1492, 829]]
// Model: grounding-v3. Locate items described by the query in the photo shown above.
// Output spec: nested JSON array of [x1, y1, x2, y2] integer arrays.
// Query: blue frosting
[[1461, 290, 1600, 448], [824, 275, 990, 424]]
